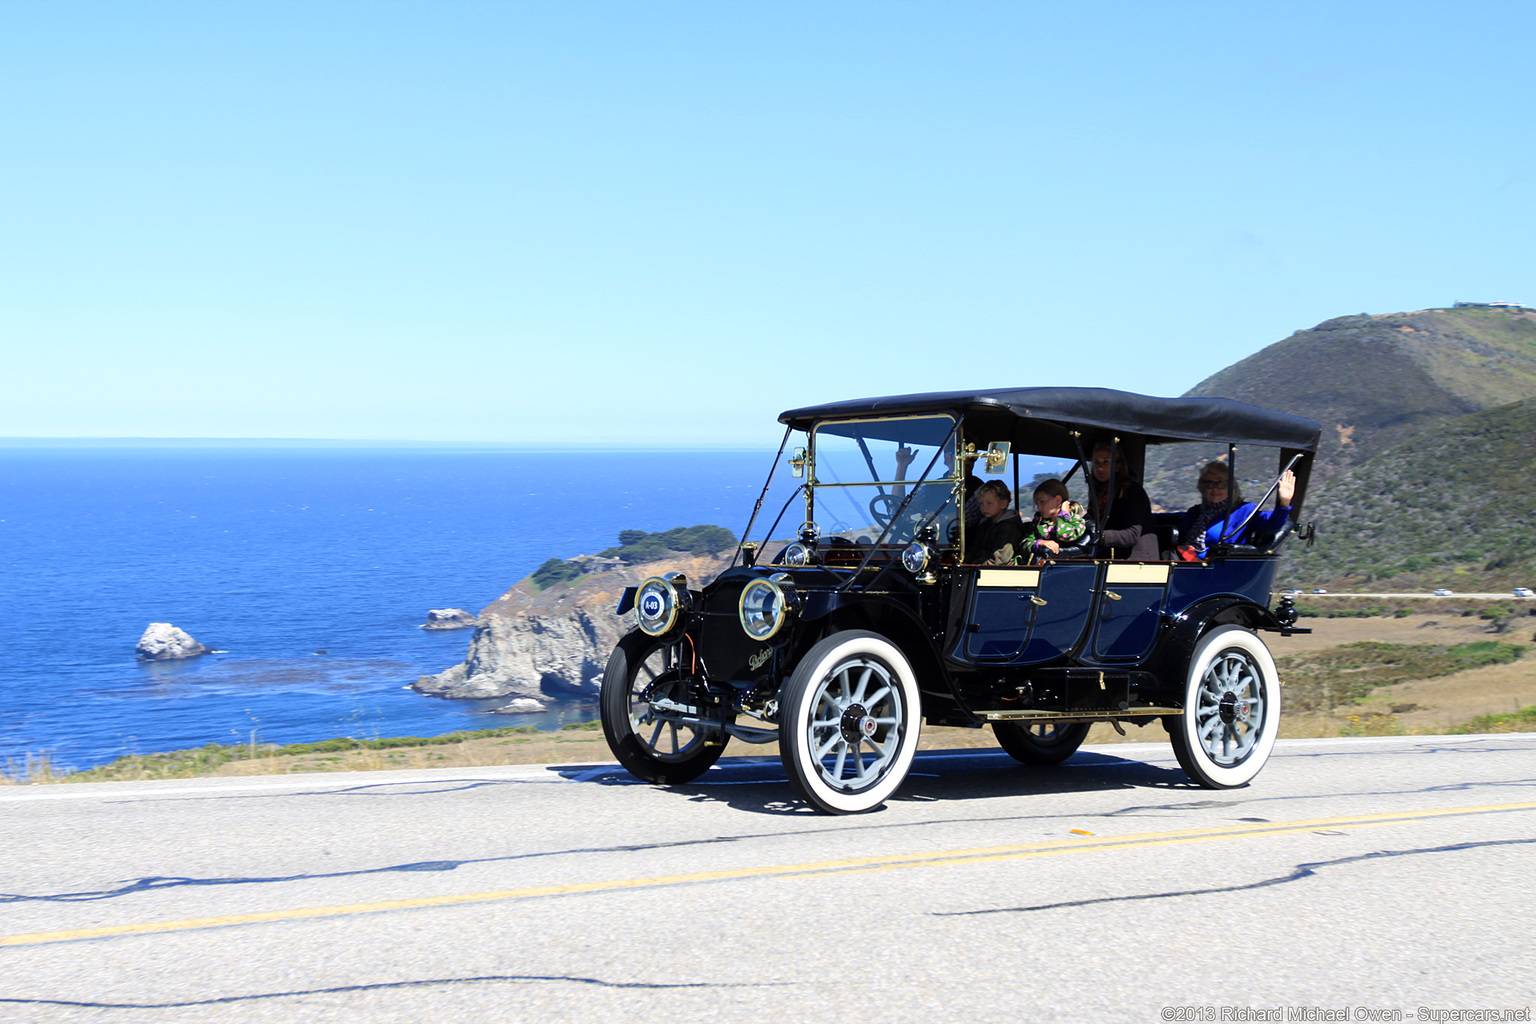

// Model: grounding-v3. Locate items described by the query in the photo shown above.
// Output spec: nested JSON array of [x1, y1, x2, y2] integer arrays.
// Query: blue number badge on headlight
[[634, 576, 680, 635]]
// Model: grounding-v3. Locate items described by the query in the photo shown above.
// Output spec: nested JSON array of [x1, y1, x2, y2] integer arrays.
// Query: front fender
[[1144, 596, 1281, 705]]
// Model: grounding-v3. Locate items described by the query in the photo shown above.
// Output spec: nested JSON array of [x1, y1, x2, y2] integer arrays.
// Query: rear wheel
[[780, 630, 921, 814], [600, 630, 726, 784], [993, 720, 1091, 765], [1168, 625, 1280, 788]]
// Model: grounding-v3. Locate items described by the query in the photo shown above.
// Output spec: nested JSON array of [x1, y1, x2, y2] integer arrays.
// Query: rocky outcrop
[[413, 551, 733, 700], [136, 623, 208, 661], [491, 698, 548, 714], [420, 608, 477, 630]]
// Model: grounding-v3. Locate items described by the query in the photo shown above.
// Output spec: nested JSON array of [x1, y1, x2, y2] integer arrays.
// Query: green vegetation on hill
[[1282, 397, 1536, 588], [530, 525, 736, 590], [599, 524, 735, 563], [1149, 308, 1536, 493]]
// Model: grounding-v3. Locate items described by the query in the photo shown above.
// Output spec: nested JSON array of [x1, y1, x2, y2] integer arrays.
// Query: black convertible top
[[779, 386, 1320, 453]]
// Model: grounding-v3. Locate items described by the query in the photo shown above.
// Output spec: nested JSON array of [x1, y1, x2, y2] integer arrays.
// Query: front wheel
[[1168, 625, 1281, 788], [600, 630, 726, 785], [780, 630, 922, 814], [993, 720, 1091, 765]]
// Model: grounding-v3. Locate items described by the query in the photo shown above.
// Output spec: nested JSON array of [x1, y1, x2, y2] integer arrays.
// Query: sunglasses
[[1198, 479, 1227, 490]]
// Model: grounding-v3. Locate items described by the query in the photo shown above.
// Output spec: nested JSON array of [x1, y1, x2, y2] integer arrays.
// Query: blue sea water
[[0, 445, 787, 772]]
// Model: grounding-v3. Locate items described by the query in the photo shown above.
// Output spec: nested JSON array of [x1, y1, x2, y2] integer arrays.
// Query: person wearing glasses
[[1175, 462, 1296, 559]]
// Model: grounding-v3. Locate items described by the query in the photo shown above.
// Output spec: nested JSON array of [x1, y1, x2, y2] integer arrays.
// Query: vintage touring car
[[600, 387, 1321, 814]]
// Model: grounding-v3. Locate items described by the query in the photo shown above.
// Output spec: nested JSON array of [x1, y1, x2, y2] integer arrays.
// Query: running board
[[979, 706, 1183, 721]]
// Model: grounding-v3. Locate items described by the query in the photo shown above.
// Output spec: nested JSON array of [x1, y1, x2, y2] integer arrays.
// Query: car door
[[1088, 563, 1170, 661], [952, 563, 1097, 664]]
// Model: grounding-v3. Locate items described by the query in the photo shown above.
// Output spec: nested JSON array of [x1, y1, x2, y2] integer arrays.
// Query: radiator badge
[[748, 647, 772, 671]]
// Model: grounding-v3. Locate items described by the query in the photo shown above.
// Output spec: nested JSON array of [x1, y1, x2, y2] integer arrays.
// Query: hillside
[[1281, 396, 1536, 589], [1181, 307, 1536, 482]]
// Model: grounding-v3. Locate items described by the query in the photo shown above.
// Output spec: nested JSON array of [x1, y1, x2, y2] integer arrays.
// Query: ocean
[[0, 444, 788, 772]]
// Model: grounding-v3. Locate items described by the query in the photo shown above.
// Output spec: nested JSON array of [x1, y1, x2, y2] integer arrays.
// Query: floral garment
[[1022, 500, 1088, 560]]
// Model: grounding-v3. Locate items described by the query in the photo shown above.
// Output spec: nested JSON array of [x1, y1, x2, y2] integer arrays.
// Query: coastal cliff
[[413, 550, 734, 700]]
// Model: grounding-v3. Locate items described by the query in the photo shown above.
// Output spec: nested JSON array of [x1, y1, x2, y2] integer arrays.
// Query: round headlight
[[901, 541, 931, 574], [739, 575, 796, 641], [779, 541, 812, 567], [635, 576, 681, 636]]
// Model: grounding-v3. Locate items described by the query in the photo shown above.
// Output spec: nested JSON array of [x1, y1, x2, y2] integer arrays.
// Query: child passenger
[[965, 480, 1026, 565], [1023, 479, 1088, 560]]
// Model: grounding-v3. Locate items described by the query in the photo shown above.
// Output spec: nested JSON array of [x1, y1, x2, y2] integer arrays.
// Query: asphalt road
[[3, 735, 1534, 1023]]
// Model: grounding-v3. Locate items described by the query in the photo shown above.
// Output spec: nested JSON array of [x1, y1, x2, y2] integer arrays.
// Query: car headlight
[[739, 573, 797, 641], [635, 573, 688, 636], [779, 541, 813, 567], [901, 541, 931, 575]]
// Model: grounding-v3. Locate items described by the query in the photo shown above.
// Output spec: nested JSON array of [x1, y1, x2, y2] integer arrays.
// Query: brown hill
[[1182, 306, 1536, 482]]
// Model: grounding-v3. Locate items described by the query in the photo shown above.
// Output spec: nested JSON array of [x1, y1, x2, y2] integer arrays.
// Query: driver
[[892, 445, 982, 528]]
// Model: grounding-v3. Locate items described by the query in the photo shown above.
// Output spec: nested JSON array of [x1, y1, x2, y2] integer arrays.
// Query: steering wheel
[[869, 494, 899, 527]]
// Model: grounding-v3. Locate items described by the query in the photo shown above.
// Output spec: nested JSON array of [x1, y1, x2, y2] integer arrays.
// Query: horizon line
[[0, 436, 777, 452]]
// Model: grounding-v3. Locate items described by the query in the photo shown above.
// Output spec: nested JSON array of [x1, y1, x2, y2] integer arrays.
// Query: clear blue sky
[[3, 1, 1532, 447]]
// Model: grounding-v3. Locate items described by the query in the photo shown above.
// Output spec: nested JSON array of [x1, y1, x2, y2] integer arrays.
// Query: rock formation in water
[[413, 551, 733, 701], [420, 608, 477, 630], [136, 623, 209, 661], [491, 697, 548, 714]]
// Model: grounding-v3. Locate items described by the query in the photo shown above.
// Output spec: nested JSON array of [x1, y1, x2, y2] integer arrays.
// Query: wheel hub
[[1218, 691, 1251, 725], [840, 703, 877, 743]]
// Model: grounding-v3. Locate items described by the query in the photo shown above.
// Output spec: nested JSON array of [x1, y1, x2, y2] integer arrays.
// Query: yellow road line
[[5, 801, 1532, 948]]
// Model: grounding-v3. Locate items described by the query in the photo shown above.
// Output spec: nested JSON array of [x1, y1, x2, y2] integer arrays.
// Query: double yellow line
[[5, 801, 1531, 948]]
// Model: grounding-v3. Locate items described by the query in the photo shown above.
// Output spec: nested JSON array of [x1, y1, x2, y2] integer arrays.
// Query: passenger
[[1176, 463, 1296, 559], [965, 480, 1026, 565], [1090, 441, 1158, 560], [1021, 479, 1088, 560]]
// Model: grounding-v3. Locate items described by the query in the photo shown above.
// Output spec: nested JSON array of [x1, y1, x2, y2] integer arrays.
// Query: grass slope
[[1282, 396, 1536, 588], [1143, 308, 1536, 496]]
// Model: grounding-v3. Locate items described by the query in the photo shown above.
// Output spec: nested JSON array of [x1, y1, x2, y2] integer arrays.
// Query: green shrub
[[598, 524, 737, 563], [1450, 705, 1536, 734], [530, 557, 583, 590]]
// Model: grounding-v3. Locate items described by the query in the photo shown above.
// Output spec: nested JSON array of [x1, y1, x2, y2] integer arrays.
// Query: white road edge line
[[0, 734, 1520, 803]]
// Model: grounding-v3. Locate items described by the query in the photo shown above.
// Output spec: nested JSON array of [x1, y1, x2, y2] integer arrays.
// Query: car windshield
[[810, 415, 958, 543]]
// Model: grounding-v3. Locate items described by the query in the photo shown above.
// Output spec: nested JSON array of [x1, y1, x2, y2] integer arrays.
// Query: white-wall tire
[[1168, 625, 1281, 788], [779, 630, 922, 814]]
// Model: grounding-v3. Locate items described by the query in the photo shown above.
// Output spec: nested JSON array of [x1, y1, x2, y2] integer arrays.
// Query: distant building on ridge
[[1453, 299, 1528, 310]]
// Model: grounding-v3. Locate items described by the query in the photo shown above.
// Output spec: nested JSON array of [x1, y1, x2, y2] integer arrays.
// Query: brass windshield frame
[[806, 413, 962, 540]]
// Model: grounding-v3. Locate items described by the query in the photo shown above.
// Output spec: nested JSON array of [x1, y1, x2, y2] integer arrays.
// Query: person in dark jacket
[[1090, 441, 1159, 560], [965, 480, 1025, 565], [1176, 462, 1295, 558]]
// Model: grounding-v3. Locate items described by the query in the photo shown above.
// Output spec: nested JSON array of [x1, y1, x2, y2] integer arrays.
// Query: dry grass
[[7, 614, 1533, 785]]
